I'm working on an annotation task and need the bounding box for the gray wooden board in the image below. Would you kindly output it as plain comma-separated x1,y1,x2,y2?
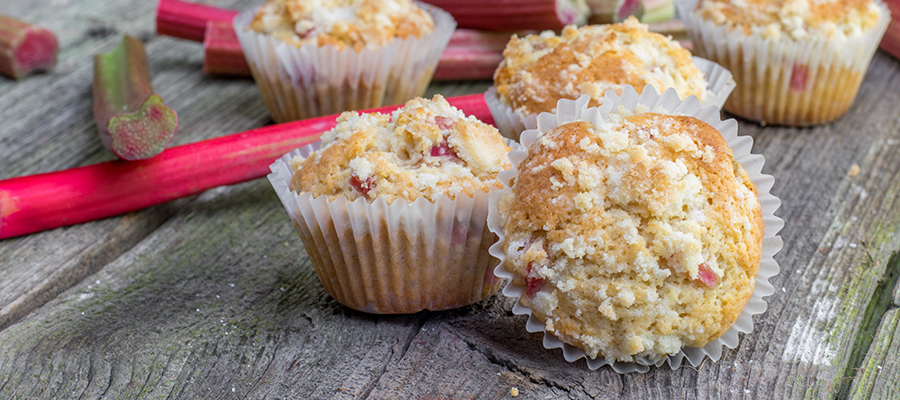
2,0,900,398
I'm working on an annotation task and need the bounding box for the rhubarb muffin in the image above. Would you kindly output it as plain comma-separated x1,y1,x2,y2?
234,0,455,123
268,95,514,314
491,90,773,366
486,17,735,139
679,0,890,126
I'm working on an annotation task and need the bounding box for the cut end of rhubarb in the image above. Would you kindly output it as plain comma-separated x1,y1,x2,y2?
2,24,58,80
107,94,178,160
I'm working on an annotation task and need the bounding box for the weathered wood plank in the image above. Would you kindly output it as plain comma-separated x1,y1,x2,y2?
848,253,900,400
0,0,271,331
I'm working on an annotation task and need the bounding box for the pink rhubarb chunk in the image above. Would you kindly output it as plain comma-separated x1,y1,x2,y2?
430,140,459,160
697,263,719,288
434,116,456,130
790,63,809,93
349,175,374,199
525,262,547,298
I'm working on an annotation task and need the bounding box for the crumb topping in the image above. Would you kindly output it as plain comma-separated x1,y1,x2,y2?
493,17,707,115
499,107,763,361
250,0,435,51
695,0,884,40
291,95,512,203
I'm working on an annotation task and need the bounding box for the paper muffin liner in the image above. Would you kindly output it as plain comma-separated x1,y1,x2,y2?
268,140,521,314
485,56,735,140
234,3,455,123
487,87,784,373
677,0,890,126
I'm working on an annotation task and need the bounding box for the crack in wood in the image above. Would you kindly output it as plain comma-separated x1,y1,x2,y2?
453,330,575,395
359,313,430,400
241,341,279,400
838,250,900,398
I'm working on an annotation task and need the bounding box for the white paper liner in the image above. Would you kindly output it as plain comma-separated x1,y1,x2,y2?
234,3,455,123
487,86,784,373
485,56,735,140
676,0,890,126
268,140,521,314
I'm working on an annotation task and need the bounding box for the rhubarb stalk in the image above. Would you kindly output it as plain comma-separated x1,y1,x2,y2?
203,20,249,76
156,0,237,42
433,47,504,81
94,35,178,161
639,0,675,24
586,0,643,24
880,0,900,59
419,0,589,31
0,94,493,239
0,14,58,80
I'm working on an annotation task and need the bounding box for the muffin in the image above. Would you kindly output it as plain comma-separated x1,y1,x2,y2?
486,17,735,139
234,0,455,123
268,95,516,314
488,87,783,371
679,0,890,126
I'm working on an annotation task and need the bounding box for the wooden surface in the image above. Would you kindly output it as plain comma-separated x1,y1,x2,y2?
1,0,900,399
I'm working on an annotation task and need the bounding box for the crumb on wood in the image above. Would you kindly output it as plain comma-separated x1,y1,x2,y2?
510,387,519,397
848,164,860,176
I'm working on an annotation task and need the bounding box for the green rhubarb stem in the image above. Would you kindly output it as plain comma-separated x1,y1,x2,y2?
0,14,58,80
93,35,178,161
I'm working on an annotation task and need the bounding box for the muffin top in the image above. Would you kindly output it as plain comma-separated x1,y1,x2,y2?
497,106,764,362
290,95,512,204
250,0,435,51
695,0,884,40
493,17,708,115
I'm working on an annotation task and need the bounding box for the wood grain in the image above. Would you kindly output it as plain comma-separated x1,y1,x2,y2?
1,0,900,398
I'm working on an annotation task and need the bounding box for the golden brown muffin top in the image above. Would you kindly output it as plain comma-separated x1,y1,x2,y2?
250,0,434,51
290,95,512,204
493,17,707,115
695,0,884,40
498,107,763,361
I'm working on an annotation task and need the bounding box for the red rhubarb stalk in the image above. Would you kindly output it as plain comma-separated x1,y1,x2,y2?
94,35,178,161
419,0,589,31
447,29,519,50
203,20,249,76
0,94,493,239
0,14,58,80
880,0,900,59
433,47,504,80
156,0,237,42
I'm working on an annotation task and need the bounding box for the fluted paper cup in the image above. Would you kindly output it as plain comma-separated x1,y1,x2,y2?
269,140,521,314
677,0,890,126
487,87,783,372
235,3,455,123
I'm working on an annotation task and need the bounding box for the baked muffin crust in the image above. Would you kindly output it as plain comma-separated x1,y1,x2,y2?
291,95,512,203
493,17,707,115
250,0,435,51
695,0,884,40
498,106,764,361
